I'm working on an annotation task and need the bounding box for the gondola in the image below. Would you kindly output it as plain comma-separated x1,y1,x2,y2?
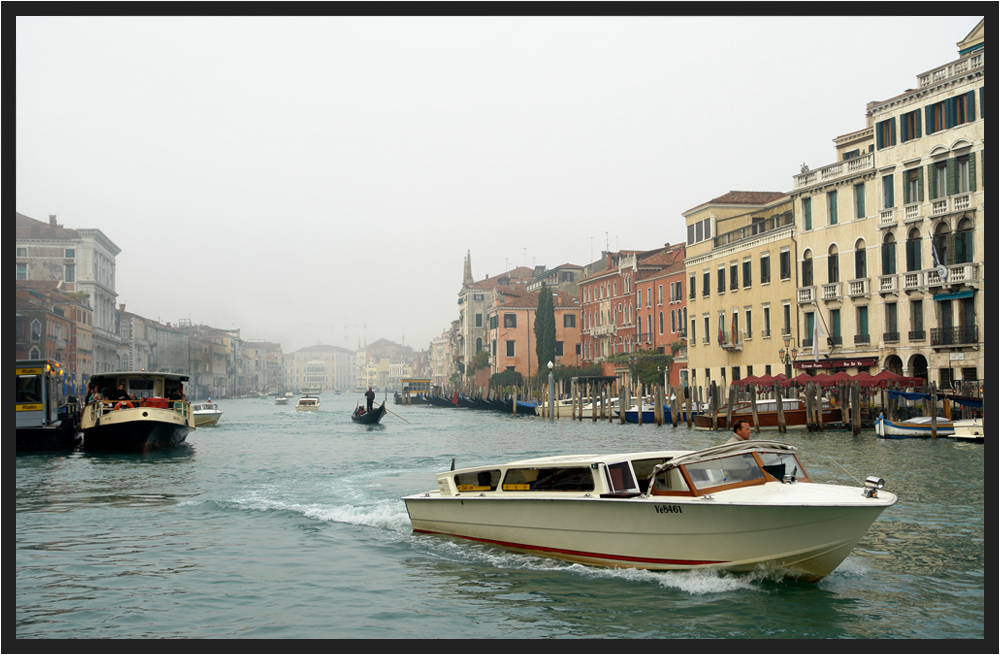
352,402,387,425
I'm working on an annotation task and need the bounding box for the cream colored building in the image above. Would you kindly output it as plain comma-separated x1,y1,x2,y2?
790,19,984,386
683,192,797,398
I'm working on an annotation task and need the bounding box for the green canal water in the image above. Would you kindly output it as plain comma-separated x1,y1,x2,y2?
16,395,984,639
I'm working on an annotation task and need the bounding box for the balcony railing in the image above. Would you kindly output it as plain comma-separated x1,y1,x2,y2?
931,325,979,347
793,153,874,190
797,286,816,304
847,278,870,298
821,282,842,302
918,51,984,88
878,274,898,294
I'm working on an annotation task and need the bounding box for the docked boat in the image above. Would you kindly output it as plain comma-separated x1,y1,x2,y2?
694,398,841,430
296,395,320,411
352,402,386,424
192,401,223,427
16,359,81,451
951,417,984,443
80,371,195,452
874,414,954,438
403,440,896,582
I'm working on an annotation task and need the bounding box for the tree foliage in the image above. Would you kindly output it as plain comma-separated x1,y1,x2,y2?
534,283,556,374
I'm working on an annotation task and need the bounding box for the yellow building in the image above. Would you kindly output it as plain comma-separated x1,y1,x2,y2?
791,18,984,386
683,191,797,399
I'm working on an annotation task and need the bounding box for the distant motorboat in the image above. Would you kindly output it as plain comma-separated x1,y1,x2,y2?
192,401,223,427
295,395,320,412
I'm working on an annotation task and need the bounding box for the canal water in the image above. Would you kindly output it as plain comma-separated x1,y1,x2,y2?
16,395,984,640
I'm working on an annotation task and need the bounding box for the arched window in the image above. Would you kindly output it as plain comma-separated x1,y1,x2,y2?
933,223,949,267
955,218,974,264
906,228,922,272
882,233,897,275
854,239,867,279
827,245,840,283
801,250,814,287
659,311,664,335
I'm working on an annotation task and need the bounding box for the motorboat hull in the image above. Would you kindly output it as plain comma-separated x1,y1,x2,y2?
194,413,223,427
694,405,841,430
404,487,891,582
951,417,983,443
875,416,954,438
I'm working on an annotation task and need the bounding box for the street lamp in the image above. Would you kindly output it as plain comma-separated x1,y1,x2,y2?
547,360,555,421
779,335,798,377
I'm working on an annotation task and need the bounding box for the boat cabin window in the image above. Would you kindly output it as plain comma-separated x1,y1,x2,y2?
630,458,669,493
129,379,156,399
683,454,764,491
16,374,44,404
455,469,501,492
502,467,594,492
606,461,638,493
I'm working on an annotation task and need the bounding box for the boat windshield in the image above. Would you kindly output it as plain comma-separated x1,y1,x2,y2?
683,453,765,491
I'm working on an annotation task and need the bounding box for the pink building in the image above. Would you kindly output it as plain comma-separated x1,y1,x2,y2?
487,289,582,380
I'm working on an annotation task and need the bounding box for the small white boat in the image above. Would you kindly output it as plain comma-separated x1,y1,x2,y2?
191,401,223,427
275,395,289,405
875,414,954,438
402,440,896,582
295,395,320,411
951,417,984,443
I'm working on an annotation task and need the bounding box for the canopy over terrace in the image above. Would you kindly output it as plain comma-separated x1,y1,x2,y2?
735,370,922,388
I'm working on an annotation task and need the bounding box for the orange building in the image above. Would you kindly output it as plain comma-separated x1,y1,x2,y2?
486,288,582,380
634,245,688,388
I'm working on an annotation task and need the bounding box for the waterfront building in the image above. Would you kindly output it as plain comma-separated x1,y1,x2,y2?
116,305,153,374
633,244,688,389
790,19,984,386
683,191,797,398
245,341,284,394
16,213,121,374
455,250,536,380
16,280,94,393
485,287,581,381
579,245,670,364
284,344,356,394
429,328,453,391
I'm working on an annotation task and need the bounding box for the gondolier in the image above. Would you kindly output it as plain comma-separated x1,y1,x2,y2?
365,387,375,412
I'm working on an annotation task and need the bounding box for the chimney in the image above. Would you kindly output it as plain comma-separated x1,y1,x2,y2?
49,215,59,227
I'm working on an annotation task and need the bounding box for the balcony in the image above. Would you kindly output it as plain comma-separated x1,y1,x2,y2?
918,51,983,88
847,278,870,299
878,274,898,295
821,282,842,302
878,208,896,228
931,325,979,347
797,286,816,304
793,153,874,190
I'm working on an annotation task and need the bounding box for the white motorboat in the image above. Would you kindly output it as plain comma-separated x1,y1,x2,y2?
403,440,897,582
80,371,195,452
951,417,984,443
875,414,954,438
295,395,320,411
192,401,223,427
275,396,289,405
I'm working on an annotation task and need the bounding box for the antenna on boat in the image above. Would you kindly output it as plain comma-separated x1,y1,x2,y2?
450,458,455,471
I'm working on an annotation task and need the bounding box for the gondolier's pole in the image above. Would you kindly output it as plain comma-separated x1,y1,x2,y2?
383,404,410,424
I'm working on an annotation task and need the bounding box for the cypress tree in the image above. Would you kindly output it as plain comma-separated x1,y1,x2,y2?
534,283,556,374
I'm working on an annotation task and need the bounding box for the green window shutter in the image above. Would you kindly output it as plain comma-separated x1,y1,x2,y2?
927,164,936,200
947,158,957,196
968,153,977,192
925,106,934,133
967,90,977,122
917,167,924,201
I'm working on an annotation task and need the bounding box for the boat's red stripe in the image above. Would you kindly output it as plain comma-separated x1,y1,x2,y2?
413,529,727,566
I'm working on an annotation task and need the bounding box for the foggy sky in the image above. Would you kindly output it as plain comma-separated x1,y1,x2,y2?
15,15,981,353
